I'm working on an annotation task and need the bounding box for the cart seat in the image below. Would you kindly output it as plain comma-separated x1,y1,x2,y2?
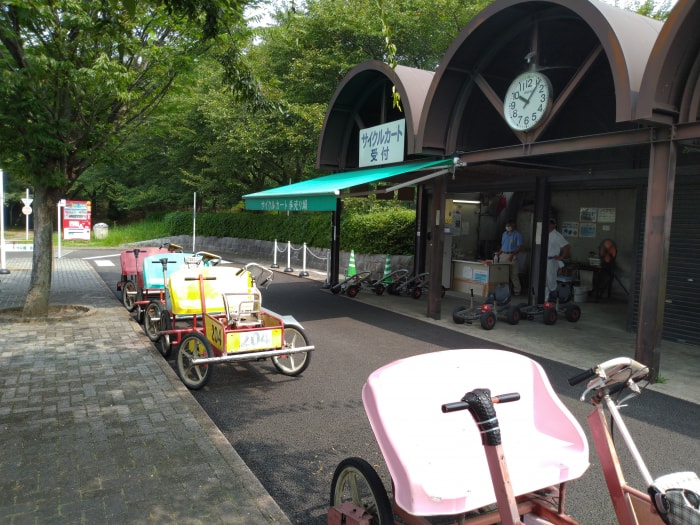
362,349,589,517
120,247,168,277
223,288,262,328
166,266,246,315
143,252,203,290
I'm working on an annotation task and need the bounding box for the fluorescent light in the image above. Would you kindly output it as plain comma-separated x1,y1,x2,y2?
452,199,480,204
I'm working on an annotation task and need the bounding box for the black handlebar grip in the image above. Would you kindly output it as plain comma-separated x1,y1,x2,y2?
441,401,470,413
493,393,520,404
568,368,596,386
605,381,629,396
464,389,501,446
184,276,217,281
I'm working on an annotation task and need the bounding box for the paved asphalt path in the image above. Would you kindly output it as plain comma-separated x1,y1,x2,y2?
78,249,700,525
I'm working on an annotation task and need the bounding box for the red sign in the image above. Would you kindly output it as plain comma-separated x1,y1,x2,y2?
62,200,92,240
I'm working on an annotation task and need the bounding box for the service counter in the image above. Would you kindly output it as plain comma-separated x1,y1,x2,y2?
452,260,510,297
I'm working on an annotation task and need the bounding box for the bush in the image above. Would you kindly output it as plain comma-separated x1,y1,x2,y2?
162,205,416,255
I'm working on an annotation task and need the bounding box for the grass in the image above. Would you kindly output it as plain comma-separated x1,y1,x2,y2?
4,219,171,248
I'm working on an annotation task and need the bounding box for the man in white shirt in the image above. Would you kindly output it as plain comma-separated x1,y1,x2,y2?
546,219,570,299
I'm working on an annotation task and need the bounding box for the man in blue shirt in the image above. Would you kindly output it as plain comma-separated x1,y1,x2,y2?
496,220,522,295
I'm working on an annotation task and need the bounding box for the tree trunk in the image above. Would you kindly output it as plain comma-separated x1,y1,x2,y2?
22,186,57,317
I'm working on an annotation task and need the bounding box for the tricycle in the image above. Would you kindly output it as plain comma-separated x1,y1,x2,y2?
328,349,700,525
155,262,313,390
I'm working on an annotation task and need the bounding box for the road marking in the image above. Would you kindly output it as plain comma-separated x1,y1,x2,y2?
82,253,120,260
94,260,115,267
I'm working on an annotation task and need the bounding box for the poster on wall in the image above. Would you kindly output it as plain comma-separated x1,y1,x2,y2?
580,222,597,238
562,222,579,237
62,200,92,240
597,207,616,223
579,207,597,222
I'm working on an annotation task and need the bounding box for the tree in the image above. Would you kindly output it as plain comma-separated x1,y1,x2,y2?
0,0,247,316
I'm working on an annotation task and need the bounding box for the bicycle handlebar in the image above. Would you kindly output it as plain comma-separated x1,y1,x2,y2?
572,357,650,402
441,392,520,413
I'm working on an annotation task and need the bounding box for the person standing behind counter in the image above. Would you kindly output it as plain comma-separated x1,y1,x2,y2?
546,218,570,299
495,220,522,296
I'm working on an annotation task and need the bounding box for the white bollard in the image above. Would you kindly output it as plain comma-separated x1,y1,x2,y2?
299,243,309,277
271,239,279,268
284,241,294,272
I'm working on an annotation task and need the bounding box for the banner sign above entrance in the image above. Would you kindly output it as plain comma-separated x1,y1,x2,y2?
359,119,405,167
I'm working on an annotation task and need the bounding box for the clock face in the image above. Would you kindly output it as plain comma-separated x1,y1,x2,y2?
503,71,552,131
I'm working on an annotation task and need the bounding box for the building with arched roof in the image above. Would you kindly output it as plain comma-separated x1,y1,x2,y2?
245,0,700,373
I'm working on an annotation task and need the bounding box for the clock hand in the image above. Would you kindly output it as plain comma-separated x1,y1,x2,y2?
523,79,541,108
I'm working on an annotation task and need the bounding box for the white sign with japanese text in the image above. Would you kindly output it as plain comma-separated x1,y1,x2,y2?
359,119,405,167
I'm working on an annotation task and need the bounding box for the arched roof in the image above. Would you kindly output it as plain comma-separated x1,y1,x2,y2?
637,0,700,125
418,0,662,157
316,61,434,171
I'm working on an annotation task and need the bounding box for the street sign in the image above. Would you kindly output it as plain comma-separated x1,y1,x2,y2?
21,197,33,206
22,205,32,215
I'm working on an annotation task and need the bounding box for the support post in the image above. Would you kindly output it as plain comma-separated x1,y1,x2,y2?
636,140,676,377
0,169,9,274
428,174,445,320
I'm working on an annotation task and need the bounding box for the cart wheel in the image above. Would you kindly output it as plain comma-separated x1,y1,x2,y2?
543,307,558,325
176,332,213,390
143,301,163,342
480,311,497,330
272,326,312,376
330,284,341,295
347,285,359,298
565,304,582,323
452,306,467,324
411,286,422,299
506,305,521,325
374,284,385,296
330,457,393,525
157,311,173,358
122,280,138,312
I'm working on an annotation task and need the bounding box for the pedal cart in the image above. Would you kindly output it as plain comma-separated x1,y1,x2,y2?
548,276,582,323
329,349,589,525
331,270,373,298
157,263,313,390
140,251,221,341
117,245,171,311
370,269,409,296
452,284,520,330
328,350,700,525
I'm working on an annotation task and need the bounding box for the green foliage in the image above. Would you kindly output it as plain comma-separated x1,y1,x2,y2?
342,207,416,254
161,203,418,254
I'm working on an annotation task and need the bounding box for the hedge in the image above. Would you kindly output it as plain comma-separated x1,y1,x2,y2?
163,208,417,255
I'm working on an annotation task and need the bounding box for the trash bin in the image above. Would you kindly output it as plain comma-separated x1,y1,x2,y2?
93,223,109,240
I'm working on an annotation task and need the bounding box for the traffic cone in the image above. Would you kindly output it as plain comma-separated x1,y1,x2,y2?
347,250,357,277
383,254,392,280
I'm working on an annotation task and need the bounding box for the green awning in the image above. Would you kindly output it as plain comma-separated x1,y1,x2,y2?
243,158,453,212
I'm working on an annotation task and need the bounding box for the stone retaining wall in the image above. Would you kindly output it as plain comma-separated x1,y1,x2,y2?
128,236,414,281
